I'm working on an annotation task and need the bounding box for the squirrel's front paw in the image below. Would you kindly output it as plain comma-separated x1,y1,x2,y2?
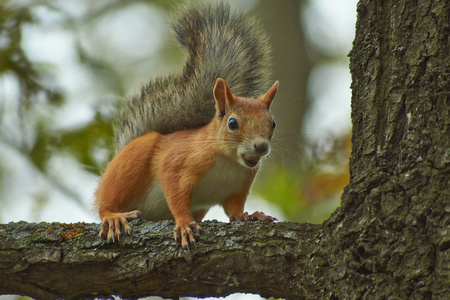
230,211,278,222
100,210,142,242
174,221,202,250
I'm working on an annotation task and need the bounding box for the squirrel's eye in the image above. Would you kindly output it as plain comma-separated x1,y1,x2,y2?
272,121,276,129
228,118,239,130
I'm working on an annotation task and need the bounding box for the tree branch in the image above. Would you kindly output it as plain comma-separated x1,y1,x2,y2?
0,220,324,300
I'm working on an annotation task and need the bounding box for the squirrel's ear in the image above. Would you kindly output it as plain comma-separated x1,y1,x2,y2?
260,81,279,108
214,78,237,117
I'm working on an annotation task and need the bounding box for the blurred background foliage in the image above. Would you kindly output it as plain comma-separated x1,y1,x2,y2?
0,0,354,225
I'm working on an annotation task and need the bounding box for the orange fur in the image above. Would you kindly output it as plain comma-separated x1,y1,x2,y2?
222,169,257,219
96,132,160,216
96,78,279,248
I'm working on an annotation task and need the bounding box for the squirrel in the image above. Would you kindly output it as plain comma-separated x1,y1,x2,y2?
95,2,279,249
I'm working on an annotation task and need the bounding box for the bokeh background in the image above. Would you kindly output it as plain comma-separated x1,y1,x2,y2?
0,0,357,299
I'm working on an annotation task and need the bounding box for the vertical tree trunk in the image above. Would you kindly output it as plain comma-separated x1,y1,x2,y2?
323,0,449,298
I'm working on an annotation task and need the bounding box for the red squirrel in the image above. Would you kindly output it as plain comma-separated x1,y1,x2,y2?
95,3,279,249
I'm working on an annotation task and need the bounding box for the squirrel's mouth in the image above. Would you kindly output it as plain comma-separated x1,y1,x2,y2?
241,155,260,168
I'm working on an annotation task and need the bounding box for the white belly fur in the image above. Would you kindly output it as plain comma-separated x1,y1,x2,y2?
128,157,248,221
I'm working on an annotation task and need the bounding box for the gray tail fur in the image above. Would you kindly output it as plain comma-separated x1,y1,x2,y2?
114,2,271,152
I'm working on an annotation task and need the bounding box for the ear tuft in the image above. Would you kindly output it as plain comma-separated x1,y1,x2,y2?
260,81,279,108
213,78,237,117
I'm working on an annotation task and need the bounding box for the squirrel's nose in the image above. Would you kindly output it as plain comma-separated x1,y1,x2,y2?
254,140,269,155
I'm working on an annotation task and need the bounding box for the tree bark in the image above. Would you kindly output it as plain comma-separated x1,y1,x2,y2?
1,0,449,299
1,220,323,300
324,0,449,298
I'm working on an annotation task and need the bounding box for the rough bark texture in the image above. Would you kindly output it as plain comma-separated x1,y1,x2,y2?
1,220,321,299
322,0,449,298
1,0,449,299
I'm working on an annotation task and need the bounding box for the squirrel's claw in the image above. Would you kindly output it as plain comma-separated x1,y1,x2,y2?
174,221,201,250
230,211,278,222
251,211,278,222
99,210,142,242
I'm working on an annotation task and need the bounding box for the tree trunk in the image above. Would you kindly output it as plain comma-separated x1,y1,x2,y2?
326,0,449,298
1,0,449,299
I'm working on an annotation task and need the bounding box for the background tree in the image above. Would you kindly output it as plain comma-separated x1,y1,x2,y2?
256,0,312,165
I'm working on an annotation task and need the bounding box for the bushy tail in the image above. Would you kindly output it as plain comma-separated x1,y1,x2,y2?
114,2,271,152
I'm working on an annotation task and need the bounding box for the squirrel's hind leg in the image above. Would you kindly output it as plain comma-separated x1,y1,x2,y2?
230,211,278,222
99,210,142,242
191,208,209,222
